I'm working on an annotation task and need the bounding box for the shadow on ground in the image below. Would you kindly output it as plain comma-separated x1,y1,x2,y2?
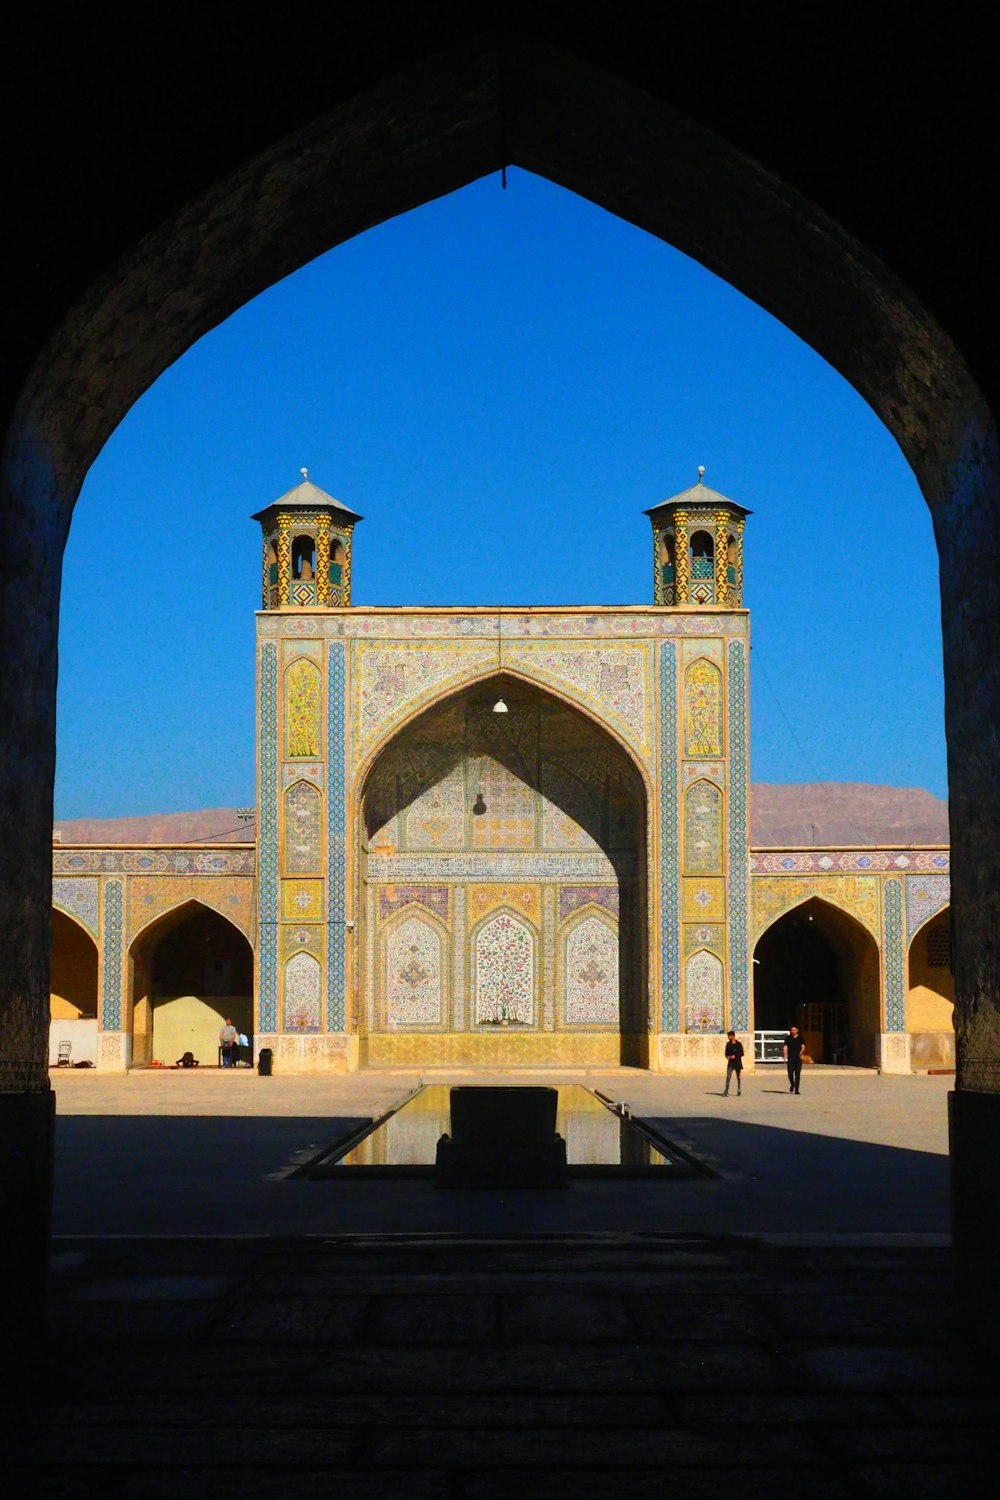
54,1112,950,1237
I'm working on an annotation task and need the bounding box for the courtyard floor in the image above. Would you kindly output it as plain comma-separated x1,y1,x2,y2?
8,1069,981,1497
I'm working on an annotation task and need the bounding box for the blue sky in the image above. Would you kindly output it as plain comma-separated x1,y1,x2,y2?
55,169,946,818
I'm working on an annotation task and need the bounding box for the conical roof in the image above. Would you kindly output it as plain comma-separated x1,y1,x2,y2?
251,471,363,525
645,476,751,520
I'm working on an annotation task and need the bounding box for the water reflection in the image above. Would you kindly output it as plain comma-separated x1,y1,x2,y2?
334,1085,674,1169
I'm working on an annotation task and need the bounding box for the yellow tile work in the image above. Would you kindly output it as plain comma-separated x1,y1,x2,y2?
281,879,324,921
682,878,726,921
751,874,880,940
363,1031,632,1068
468,884,541,929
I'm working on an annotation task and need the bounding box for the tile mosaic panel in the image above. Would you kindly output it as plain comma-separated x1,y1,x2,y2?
751,874,880,941
264,610,749,639
502,642,654,763
368,852,632,881
904,873,951,941
563,914,619,1026
471,755,536,848
473,910,535,1025
55,849,256,875
684,780,723,874
683,923,725,958
282,879,323,922
404,760,466,848
126,876,255,943
683,658,723,757
258,640,279,1031
751,849,950,874
52,877,99,937
727,638,750,1031
101,879,124,1031
385,914,445,1027
327,639,346,1031
285,658,322,758
685,948,724,1032
284,780,323,874
282,761,323,788
683,761,724,786
353,641,496,763
379,885,450,922
682,878,725,921
279,924,324,963
281,638,322,664
558,885,619,923
283,951,322,1032
884,877,906,1031
469,884,541,929
452,886,467,1030
659,640,681,1031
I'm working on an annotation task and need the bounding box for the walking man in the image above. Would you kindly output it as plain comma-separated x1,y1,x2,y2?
724,1030,744,1096
783,1024,804,1094
219,1018,238,1067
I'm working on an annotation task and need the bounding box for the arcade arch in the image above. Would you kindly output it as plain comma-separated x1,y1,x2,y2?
128,900,253,1066
753,896,880,1067
49,909,98,1066
907,906,954,1068
358,675,647,1065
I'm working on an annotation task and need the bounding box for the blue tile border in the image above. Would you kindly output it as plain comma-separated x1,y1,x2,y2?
258,641,279,1031
100,879,123,1030
727,639,749,1030
659,641,680,1030
884,877,906,1031
327,640,347,1030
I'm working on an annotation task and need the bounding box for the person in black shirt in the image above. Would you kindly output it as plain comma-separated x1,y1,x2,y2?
783,1025,804,1094
724,1030,744,1096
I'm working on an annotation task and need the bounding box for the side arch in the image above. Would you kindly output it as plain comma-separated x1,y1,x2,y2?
906,905,954,1066
753,895,881,1066
127,898,254,1065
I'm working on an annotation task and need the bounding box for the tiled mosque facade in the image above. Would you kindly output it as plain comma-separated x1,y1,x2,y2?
50,476,953,1074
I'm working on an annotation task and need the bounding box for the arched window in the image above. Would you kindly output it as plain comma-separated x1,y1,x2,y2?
266,538,278,587
727,534,738,584
690,530,714,580
660,531,675,585
291,534,316,580
330,536,346,585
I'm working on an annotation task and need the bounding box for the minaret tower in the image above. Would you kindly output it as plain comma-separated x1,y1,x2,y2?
645,468,750,606
252,469,363,608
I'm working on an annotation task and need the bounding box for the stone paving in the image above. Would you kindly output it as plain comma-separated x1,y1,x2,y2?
9,1231,986,1498
6,1070,979,1496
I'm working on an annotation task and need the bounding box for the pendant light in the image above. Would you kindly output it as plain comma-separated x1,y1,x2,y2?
493,606,508,713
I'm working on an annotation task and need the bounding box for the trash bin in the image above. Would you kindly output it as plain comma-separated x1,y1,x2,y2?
257,1047,273,1077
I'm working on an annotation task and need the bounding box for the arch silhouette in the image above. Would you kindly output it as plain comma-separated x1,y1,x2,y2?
4,33,993,1098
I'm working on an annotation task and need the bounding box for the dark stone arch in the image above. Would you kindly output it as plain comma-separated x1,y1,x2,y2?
2,17,999,1336
753,896,881,1068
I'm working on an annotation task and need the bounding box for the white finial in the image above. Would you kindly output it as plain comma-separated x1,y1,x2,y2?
697,465,705,484
300,467,308,482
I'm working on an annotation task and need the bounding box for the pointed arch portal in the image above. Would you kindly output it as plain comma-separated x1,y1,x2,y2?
753,896,881,1067
359,675,647,1065
128,900,254,1066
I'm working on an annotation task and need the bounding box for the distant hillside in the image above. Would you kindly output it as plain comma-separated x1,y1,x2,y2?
750,783,949,847
54,785,950,848
53,808,255,845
